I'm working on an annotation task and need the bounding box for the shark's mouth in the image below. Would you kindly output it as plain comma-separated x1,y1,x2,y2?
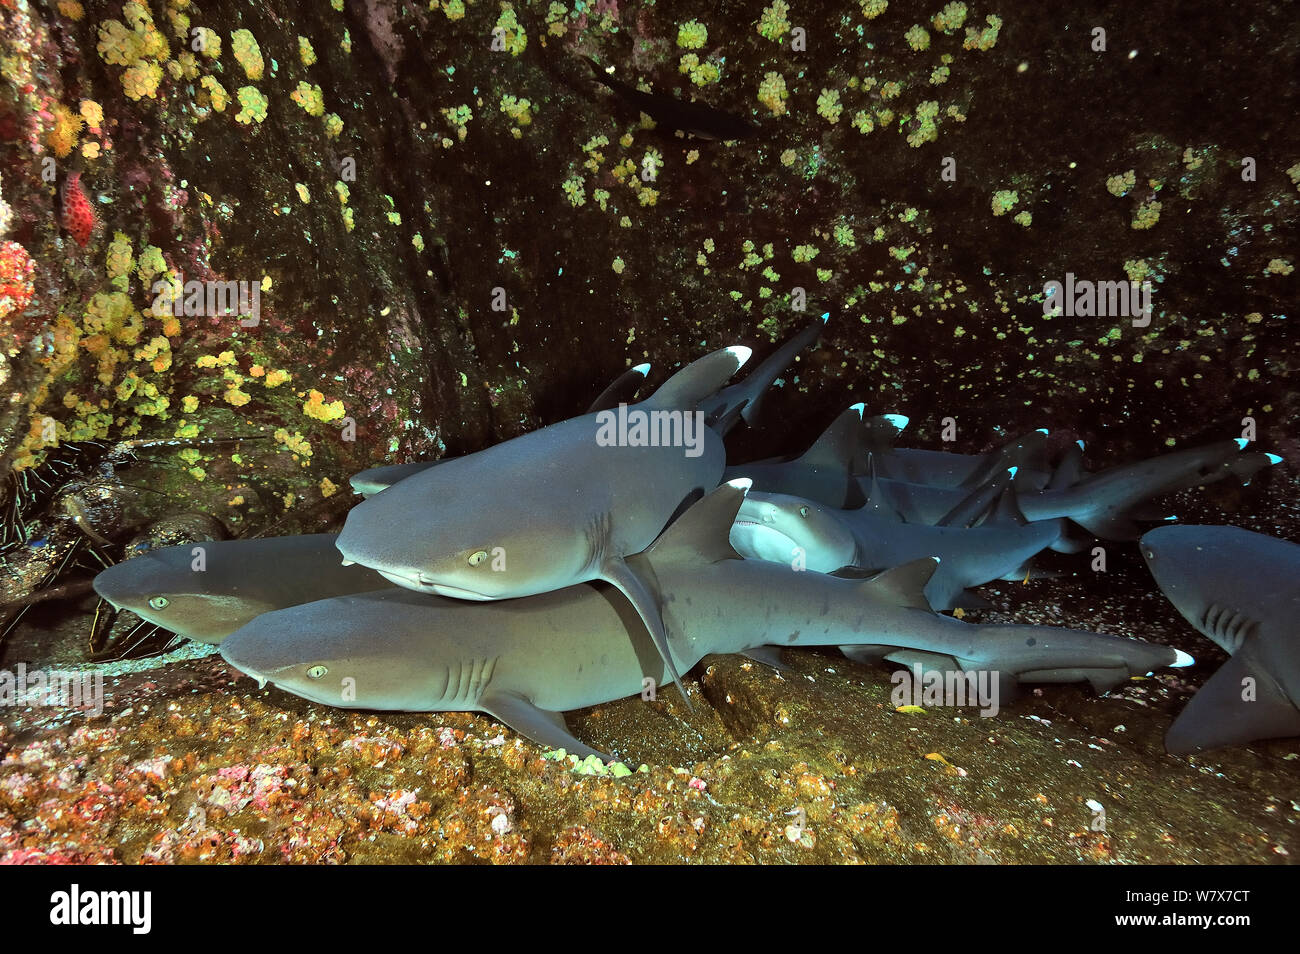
375,569,492,601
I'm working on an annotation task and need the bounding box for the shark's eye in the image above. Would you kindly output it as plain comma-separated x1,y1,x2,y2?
307,665,328,680
467,549,489,566
148,596,169,610
799,506,809,517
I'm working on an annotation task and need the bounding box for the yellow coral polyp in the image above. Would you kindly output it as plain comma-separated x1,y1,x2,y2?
235,86,268,124
200,76,229,112
302,389,345,422
231,28,264,80
48,104,83,158
274,427,313,458
137,244,166,283
192,27,221,60
291,82,325,117
105,232,134,282
122,61,164,100
266,369,294,388
79,99,104,129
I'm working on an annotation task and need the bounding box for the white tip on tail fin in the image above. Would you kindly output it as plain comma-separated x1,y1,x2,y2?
1266,453,1282,464
884,414,910,431
632,363,651,376
850,402,866,417
819,312,831,323
1036,428,1050,435
1234,438,1248,450
726,477,753,494
1007,466,1019,478
1172,648,1195,667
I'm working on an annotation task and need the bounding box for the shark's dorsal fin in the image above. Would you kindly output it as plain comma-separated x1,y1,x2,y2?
639,479,748,567
800,406,865,471
857,557,938,610
861,413,908,459
643,347,751,410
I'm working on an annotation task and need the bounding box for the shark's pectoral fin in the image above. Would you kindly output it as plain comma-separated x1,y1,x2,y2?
857,558,939,610
600,557,695,711
839,644,895,665
741,646,795,673
1165,654,1300,754
480,690,613,762
882,649,962,672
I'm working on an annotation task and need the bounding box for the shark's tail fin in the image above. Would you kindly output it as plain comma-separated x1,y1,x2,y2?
702,315,828,434
961,429,1051,490
1048,440,1087,490
642,347,751,411
587,363,650,414
936,467,1015,528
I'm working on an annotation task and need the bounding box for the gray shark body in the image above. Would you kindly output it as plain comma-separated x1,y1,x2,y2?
724,405,869,508
224,483,1185,761
348,363,655,497
348,317,825,499
730,490,1065,610
873,430,1054,491
1141,524,1300,753
335,346,751,698
861,440,1272,538
92,534,391,644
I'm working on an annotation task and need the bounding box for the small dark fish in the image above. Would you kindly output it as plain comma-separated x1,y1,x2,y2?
584,57,758,141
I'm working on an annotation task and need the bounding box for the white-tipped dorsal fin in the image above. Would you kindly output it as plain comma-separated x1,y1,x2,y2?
644,346,750,410
800,406,865,469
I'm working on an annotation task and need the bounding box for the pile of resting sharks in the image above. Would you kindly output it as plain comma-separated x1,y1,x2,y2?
91,317,1298,759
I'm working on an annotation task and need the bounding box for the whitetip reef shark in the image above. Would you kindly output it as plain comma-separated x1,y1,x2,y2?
1141,524,1300,753
222,481,1189,761
335,345,752,702
872,428,1055,491
348,362,655,497
92,534,391,644
348,315,828,498
729,489,1065,610
859,439,1276,538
